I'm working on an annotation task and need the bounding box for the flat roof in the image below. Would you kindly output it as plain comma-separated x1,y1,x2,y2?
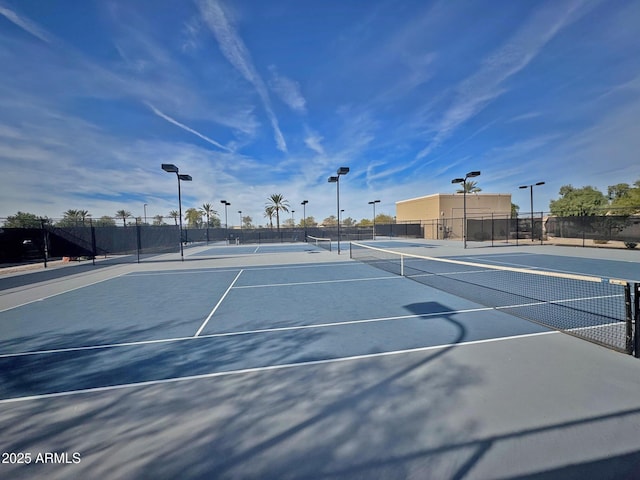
396,193,512,204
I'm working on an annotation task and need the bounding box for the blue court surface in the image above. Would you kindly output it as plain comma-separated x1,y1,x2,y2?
1,242,640,479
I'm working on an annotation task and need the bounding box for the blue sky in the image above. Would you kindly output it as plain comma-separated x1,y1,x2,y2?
1,0,639,225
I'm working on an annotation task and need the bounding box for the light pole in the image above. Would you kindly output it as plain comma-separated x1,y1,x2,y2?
519,181,545,241
368,200,380,240
162,164,192,261
328,167,349,254
143,203,147,225
301,200,308,241
451,171,481,249
238,210,242,230
220,200,230,244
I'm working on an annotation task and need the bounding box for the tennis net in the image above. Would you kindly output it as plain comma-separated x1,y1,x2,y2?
350,242,636,355
307,235,332,252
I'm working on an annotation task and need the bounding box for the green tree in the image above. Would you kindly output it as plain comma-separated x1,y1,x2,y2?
153,215,165,226
358,218,372,227
456,180,482,194
343,217,356,226
94,216,116,227
168,210,179,226
299,216,317,227
3,212,43,228
266,194,289,232
116,209,132,227
58,209,91,227
511,203,520,218
549,185,608,216
375,213,395,224
608,179,640,214
184,208,202,228
322,215,337,226
241,215,253,228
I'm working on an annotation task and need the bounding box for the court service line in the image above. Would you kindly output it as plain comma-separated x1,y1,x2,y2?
0,330,557,405
194,270,244,337
0,307,495,359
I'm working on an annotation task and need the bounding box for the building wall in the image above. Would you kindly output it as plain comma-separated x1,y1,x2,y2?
396,193,512,240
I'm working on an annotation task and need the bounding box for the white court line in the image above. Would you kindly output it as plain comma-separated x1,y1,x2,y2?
127,269,240,277
0,263,360,312
0,307,495,359
0,330,557,405
0,273,126,313
234,275,400,289
126,262,356,277
194,270,244,337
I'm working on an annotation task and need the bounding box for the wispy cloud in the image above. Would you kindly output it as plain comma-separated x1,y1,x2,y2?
0,4,52,43
303,127,324,155
268,65,306,114
196,0,287,152
147,103,231,152
417,0,598,160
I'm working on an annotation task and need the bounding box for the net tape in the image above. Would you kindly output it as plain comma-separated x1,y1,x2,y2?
350,242,634,354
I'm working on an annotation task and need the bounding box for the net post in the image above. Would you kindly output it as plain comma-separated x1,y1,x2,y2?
349,242,352,258
634,283,639,358
625,283,633,355
401,254,404,276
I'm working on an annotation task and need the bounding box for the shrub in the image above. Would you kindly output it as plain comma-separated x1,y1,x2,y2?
624,242,637,249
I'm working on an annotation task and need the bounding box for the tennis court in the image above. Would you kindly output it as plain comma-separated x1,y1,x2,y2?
1,241,640,479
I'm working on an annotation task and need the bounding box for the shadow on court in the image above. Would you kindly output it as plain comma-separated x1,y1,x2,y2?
2,297,640,479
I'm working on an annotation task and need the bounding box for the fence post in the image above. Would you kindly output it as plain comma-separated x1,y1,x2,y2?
40,219,49,268
90,218,96,266
136,219,141,264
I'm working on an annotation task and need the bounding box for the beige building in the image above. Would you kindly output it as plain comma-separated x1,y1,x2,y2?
396,193,512,240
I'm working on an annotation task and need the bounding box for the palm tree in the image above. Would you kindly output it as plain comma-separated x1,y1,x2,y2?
200,203,218,244
115,210,132,227
184,208,202,228
200,203,218,228
456,181,482,194
62,209,84,226
264,206,275,230
266,194,289,232
168,210,179,226
78,209,90,225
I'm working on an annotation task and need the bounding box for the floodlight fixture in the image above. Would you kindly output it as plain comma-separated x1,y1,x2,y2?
162,163,178,173
451,170,481,249
329,167,349,254
161,163,191,261
519,181,546,242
